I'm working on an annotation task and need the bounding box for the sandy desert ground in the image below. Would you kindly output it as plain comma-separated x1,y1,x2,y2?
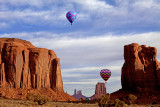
0,99,160,107
0,99,98,107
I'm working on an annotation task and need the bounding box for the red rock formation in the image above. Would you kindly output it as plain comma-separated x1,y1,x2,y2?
0,38,76,101
121,43,160,91
90,82,106,99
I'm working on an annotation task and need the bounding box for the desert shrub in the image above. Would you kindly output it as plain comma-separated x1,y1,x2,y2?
34,94,50,105
118,97,123,101
125,94,137,105
116,99,126,107
26,93,50,105
26,93,35,101
106,100,115,106
107,99,126,107
99,99,126,107
0,97,3,100
99,94,110,104
99,94,126,107
98,94,110,107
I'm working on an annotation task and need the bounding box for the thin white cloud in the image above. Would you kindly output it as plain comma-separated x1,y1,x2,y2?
0,22,9,29
73,0,113,11
63,76,120,85
64,82,97,85
62,65,121,73
62,74,84,78
0,9,65,25
0,0,44,7
87,0,160,28
132,0,160,9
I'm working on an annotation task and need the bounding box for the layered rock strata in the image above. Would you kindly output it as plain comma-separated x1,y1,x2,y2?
121,43,160,91
0,38,75,101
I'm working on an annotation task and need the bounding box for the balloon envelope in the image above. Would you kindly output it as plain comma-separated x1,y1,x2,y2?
100,69,111,81
85,98,89,100
79,98,84,101
66,11,77,24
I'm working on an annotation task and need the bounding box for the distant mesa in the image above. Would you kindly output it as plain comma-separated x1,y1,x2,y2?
90,82,106,99
72,89,88,100
73,82,107,100
0,38,76,101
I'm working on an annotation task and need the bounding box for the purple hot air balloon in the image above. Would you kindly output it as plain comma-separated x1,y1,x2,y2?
66,11,77,25
100,69,111,82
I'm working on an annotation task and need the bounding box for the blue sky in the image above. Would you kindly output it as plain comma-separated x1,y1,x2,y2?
0,0,160,97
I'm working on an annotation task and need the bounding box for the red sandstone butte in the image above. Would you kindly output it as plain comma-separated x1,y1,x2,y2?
90,82,106,99
0,38,76,101
121,43,160,91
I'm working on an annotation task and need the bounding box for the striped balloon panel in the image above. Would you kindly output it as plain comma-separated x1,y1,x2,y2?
100,69,111,81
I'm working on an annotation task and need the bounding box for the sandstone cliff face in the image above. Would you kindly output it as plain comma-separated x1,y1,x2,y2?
90,82,106,99
121,43,160,91
0,38,75,101
0,38,62,91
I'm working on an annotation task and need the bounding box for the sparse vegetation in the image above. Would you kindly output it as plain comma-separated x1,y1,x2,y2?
0,97,3,100
26,93,50,105
99,94,126,107
107,99,126,107
26,93,35,101
0,99,35,107
0,99,99,107
125,94,137,105
99,94,110,104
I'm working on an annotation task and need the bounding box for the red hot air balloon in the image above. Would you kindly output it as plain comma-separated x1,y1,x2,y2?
79,98,84,101
100,69,111,82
